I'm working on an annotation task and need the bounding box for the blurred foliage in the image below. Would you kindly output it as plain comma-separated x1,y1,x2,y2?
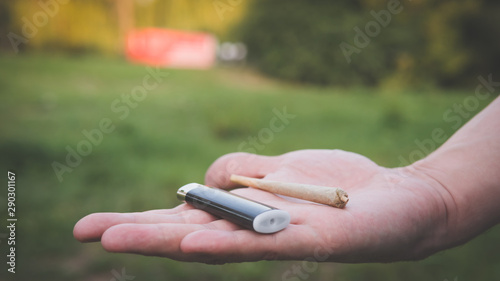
0,0,248,54
2,0,499,88
0,53,499,281
234,0,500,88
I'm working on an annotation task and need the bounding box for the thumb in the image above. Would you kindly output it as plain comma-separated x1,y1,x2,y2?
204,152,280,189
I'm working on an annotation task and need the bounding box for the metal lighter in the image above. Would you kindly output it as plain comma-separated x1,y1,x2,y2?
177,183,290,234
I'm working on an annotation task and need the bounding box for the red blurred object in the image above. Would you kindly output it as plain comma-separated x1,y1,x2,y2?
126,28,217,69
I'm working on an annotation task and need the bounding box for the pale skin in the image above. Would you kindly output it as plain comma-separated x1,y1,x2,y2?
74,96,500,264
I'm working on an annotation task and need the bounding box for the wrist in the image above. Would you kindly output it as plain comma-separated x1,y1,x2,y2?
397,162,459,259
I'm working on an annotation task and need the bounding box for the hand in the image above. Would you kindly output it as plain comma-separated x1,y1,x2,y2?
73,149,448,264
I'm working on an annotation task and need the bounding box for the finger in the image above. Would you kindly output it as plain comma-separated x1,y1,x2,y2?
73,207,217,242
180,224,315,262
100,220,241,262
204,152,281,188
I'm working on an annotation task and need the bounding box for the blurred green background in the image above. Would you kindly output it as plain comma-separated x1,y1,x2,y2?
0,0,499,280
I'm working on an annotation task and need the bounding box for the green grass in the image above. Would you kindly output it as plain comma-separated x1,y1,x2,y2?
0,52,498,281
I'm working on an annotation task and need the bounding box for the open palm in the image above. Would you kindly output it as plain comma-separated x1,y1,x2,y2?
74,149,446,264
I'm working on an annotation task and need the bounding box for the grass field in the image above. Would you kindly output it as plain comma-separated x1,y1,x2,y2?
0,53,499,281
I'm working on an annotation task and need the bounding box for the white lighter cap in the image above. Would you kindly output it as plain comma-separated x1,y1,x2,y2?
253,209,290,234
177,183,204,201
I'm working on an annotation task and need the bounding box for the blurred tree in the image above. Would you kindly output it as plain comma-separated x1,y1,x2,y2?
4,0,119,54
234,0,500,88
1,0,249,55
116,0,135,52
0,1,13,50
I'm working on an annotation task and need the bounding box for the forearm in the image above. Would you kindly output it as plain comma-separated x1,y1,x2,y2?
411,96,500,250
